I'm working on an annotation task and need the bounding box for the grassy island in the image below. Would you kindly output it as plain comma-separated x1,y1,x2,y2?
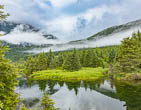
31,67,108,81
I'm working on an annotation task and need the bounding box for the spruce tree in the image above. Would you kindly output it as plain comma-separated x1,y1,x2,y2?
25,56,37,75
49,57,59,69
47,49,54,68
91,52,103,68
119,32,141,72
63,49,81,71
38,93,58,110
57,53,64,67
0,5,19,109
80,48,86,67
83,49,93,67
37,52,47,71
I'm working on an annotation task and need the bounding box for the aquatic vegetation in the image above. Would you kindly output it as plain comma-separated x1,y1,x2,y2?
31,67,108,81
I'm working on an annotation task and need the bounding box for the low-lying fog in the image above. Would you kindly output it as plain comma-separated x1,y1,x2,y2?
0,26,141,53
27,27,141,53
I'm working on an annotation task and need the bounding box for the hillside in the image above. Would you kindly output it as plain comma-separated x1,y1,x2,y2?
27,19,141,54
1,19,141,60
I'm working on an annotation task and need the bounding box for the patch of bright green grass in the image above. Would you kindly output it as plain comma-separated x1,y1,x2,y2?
30,67,108,81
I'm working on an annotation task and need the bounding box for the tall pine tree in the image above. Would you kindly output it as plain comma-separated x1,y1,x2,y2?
0,5,19,109
37,52,47,71
119,32,141,72
63,49,81,71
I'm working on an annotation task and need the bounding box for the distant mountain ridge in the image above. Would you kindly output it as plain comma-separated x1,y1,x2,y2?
1,19,141,60
0,21,58,45
87,19,141,41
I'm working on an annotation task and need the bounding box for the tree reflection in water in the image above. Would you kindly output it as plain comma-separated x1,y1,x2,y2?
18,78,141,110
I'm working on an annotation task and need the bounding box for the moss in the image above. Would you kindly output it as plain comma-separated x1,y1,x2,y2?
30,67,108,81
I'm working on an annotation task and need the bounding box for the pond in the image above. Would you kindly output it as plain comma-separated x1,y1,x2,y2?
16,78,141,110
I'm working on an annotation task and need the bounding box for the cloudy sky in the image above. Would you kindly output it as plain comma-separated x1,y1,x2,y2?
1,0,141,41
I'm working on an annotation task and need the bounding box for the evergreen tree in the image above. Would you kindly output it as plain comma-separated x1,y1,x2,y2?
47,49,54,68
49,57,59,69
119,32,141,72
57,53,64,67
63,49,81,71
0,5,9,20
0,5,19,109
91,52,103,68
83,49,93,67
80,48,86,67
37,52,47,71
137,30,141,42
38,93,58,110
107,49,117,74
25,56,37,75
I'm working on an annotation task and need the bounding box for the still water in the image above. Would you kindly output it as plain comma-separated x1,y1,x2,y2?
16,78,141,110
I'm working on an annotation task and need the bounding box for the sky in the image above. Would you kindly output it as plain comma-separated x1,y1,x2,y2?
1,0,141,41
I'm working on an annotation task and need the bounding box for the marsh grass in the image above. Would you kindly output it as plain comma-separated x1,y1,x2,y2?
31,67,108,81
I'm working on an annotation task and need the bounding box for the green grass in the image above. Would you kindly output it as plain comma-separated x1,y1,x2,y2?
30,67,108,81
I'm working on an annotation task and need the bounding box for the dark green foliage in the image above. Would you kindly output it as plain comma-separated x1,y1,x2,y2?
63,49,81,71
38,92,59,110
0,45,19,109
119,32,141,72
57,53,64,67
83,49,93,67
49,57,59,69
91,52,104,68
108,49,117,63
37,52,48,71
25,56,37,75
80,48,86,67
0,6,20,109
47,49,54,68
0,5,9,21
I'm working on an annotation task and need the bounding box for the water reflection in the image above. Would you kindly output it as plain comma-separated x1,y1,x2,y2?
16,78,141,110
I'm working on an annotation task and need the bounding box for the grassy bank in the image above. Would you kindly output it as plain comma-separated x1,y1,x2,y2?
116,73,141,81
30,67,108,81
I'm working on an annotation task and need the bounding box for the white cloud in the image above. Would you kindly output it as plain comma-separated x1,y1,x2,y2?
33,0,49,9
45,16,77,33
81,6,109,22
49,0,77,8
0,0,141,41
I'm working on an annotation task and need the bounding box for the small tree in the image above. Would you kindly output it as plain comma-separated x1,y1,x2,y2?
63,49,81,71
38,93,58,110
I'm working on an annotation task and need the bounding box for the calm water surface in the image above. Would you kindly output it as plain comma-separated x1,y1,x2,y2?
16,78,141,110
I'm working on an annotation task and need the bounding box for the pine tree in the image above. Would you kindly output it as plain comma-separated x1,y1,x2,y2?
49,57,59,69
47,49,54,68
37,52,47,71
63,49,81,71
0,5,19,109
119,32,141,72
0,5,9,21
25,56,37,75
91,52,103,68
57,53,64,67
38,93,58,110
83,49,93,67
80,48,86,67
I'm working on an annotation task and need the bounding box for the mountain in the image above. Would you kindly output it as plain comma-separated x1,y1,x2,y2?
0,21,58,46
1,19,141,60
27,19,141,54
